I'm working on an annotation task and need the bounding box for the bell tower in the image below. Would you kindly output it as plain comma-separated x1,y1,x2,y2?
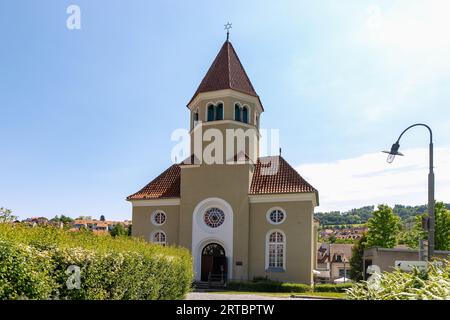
186,39,264,165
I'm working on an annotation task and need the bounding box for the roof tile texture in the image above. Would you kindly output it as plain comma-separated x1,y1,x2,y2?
127,156,316,200
188,41,258,105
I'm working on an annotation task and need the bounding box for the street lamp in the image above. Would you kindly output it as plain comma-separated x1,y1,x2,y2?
382,123,435,259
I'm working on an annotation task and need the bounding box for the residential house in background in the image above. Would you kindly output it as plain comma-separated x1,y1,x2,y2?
315,243,353,283
319,225,367,242
70,219,131,233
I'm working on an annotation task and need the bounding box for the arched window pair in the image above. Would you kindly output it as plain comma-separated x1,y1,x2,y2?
234,103,249,124
207,103,224,122
266,230,285,270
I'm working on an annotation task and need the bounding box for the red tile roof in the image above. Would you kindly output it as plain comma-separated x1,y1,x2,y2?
188,41,262,108
249,156,317,195
127,156,316,200
127,164,181,200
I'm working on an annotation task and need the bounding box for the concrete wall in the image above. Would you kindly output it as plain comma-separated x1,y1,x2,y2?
364,247,450,277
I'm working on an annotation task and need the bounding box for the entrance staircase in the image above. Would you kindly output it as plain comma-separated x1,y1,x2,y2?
193,273,227,290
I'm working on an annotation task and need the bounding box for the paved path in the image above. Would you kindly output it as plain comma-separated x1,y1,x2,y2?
186,292,319,300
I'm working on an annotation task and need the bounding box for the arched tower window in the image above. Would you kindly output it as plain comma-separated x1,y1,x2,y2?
207,105,215,122
193,108,199,127
215,103,223,121
234,104,241,122
242,106,248,124
266,230,285,270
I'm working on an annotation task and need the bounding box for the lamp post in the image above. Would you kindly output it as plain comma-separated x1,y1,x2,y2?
382,123,435,259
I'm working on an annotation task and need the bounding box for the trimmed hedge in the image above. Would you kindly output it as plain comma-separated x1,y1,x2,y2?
226,279,353,294
314,283,353,293
226,279,311,293
0,224,193,300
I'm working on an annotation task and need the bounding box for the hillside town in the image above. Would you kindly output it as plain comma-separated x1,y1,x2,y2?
17,215,131,234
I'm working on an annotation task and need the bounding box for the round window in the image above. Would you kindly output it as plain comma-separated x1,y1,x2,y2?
203,208,225,228
152,211,166,225
267,209,286,224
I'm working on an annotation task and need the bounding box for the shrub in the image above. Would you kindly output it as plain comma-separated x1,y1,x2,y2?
0,224,193,300
0,240,56,299
314,283,353,293
226,279,310,293
346,260,450,300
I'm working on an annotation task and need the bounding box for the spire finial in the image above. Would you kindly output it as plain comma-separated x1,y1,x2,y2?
224,22,232,41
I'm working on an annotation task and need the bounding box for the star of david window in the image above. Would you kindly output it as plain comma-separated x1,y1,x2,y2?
203,208,225,228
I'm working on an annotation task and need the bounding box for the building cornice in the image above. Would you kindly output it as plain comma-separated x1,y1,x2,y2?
187,89,263,114
129,198,180,207
248,193,318,207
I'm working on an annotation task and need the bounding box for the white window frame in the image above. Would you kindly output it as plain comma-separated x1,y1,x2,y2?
151,210,167,226
242,104,249,124
205,101,225,122
215,100,225,120
151,230,167,245
266,207,287,225
205,103,215,122
234,102,242,121
193,107,199,128
265,229,286,271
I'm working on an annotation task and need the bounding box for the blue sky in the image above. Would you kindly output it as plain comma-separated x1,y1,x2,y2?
1,1,449,220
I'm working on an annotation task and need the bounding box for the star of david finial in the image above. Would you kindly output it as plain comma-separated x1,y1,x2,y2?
224,22,232,41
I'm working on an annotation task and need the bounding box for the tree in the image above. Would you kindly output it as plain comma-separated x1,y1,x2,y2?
0,207,17,223
434,202,450,251
328,234,337,243
419,202,450,251
349,234,367,281
100,215,106,222
110,224,128,237
366,204,400,248
50,215,73,224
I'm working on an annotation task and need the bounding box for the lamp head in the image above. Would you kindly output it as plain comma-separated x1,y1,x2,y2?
382,141,404,163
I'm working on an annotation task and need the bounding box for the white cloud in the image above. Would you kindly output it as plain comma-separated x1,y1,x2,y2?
296,147,450,212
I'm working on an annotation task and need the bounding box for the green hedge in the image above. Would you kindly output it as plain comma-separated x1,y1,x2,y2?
314,283,353,293
226,279,353,294
0,224,193,300
226,279,311,293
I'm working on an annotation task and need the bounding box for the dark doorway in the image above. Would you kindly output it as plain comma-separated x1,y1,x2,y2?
201,243,227,282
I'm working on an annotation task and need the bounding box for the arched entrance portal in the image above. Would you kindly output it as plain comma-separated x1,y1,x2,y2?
201,243,227,282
